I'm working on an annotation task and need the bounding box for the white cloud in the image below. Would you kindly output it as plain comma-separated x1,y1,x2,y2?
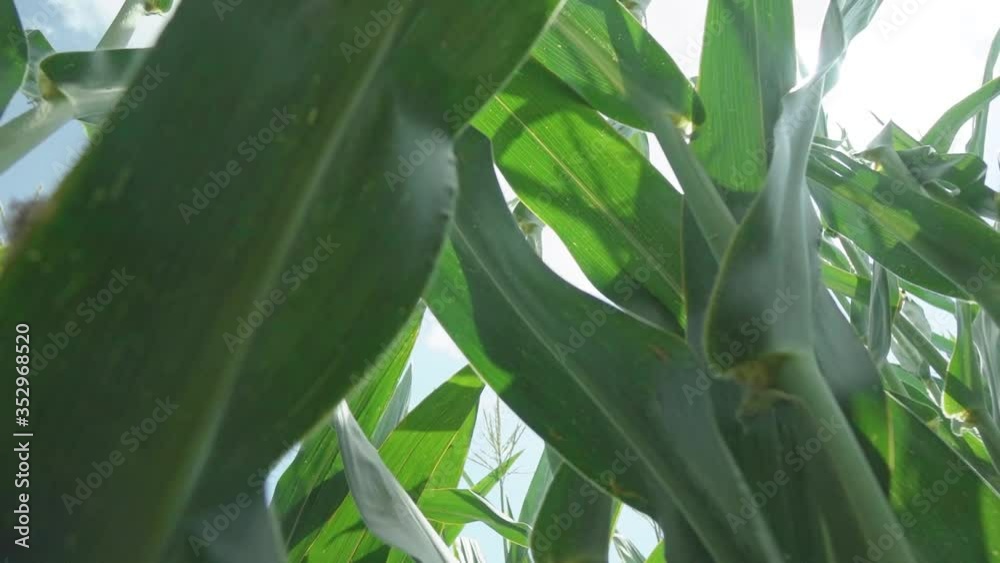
45,0,120,36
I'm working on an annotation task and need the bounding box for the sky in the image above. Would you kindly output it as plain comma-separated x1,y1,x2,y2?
2,0,999,561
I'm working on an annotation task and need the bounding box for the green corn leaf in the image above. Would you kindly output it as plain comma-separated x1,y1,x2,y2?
842,237,873,335
692,0,796,192
943,303,986,420
512,200,544,255
292,367,481,562
530,463,614,563
1,45,151,173
38,48,150,119
427,131,785,563
161,490,287,563
862,128,998,222
472,450,522,498
530,0,703,130
940,303,1000,476
0,30,65,173
892,148,998,221
177,0,565,551
809,147,1000,325
333,403,457,563
474,60,686,330
850,395,1000,562
1,46,148,174
838,0,885,42
968,25,1000,157
975,313,1000,420
705,0,843,365
869,120,922,151
684,202,826,563
0,0,25,117
440,451,524,546
922,76,1000,154
820,234,854,271
704,5,921,561
419,488,531,547
268,310,420,555
508,447,561,563
371,366,413,447
0,98,74,174
867,264,899,365
645,541,666,563
1,0,566,558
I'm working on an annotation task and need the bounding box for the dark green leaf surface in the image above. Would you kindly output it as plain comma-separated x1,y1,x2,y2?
852,396,1000,562
162,490,287,563
427,132,784,563
530,464,614,563
179,0,564,540
508,447,561,563
0,0,563,559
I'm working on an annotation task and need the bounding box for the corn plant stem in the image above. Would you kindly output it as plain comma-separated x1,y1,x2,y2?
974,415,1000,476
896,309,1000,472
879,363,908,395
97,0,146,49
891,325,944,404
895,312,949,378
650,116,735,259
0,100,75,174
654,118,917,561
777,354,920,563
839,236,871,276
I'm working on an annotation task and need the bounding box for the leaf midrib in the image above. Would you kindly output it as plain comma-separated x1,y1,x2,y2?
492,95,683,298
447,222,747,560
